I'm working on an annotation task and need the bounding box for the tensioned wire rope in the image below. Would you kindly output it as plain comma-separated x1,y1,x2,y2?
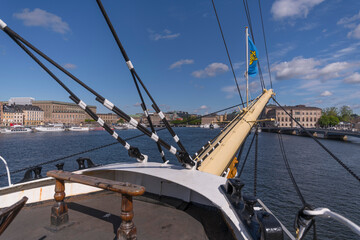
210,0,245,107
1,22,196,168
242,0,266,90
0,102,252,179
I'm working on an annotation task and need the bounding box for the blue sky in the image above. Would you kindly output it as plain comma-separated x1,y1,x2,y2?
0,0,360,115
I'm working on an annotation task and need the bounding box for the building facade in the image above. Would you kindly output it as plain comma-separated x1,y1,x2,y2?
97,113,120,125
0,102,3,126
21,106,44,126
264,105,322,128
2,105,23,126
33,101,96,125
1,105,44,126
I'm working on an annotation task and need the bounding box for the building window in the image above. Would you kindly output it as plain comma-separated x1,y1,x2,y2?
295,111,300,115
281,117,284,121
306,117,308,122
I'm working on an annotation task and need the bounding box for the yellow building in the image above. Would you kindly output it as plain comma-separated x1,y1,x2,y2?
33,100,96,125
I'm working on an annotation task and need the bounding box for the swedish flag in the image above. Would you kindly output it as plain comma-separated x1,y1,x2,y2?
248,37,258,77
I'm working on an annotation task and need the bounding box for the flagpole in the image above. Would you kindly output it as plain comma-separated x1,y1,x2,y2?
245,27,249,108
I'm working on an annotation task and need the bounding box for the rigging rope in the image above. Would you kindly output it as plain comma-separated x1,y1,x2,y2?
96,0,191,161
238,130,257,177
257,0,273,89
272,97,360,183
242,0,266,90
277,132,307,206
0,103,249,179
254,127,258,197
210,0,245,107
2,23,195,166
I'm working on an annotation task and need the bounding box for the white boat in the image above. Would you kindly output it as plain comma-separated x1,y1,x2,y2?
115,123,137,130
0,125,32,134
68,126,90,132
35,124,65,132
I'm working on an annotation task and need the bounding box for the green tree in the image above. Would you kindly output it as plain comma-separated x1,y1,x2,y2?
328,115,340,126
323,107,338,117
339,105,353,122
318,115,330,127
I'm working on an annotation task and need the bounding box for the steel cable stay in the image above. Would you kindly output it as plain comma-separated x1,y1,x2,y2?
242,0,266,91
257,0,273,89
0,101,252,179
253,127,258,197
278,132,319,240
210,0,245,107
237,128,257,178
1,22,195,168
95,0,190,165
130,69,167,163
4,32,148,162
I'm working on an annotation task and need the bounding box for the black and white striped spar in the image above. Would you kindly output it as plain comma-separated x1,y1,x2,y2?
0,26,145,162
0,20,194,167
95,0,191,162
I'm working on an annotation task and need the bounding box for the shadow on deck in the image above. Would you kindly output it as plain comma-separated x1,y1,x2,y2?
1,191,235,240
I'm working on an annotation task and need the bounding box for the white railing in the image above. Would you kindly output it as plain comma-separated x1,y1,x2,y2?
0,155,12,186
304,208,360,237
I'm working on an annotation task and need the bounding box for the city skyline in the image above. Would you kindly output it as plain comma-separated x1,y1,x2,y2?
0,0,360,115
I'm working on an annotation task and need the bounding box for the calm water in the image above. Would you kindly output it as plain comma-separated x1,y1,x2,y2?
0,128,359,239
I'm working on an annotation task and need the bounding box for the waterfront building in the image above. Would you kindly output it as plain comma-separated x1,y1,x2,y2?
2,105,24,126
0,102,3,126
33,100,96,125
97,113,120,125
264,105,322,128
1,105,44,126
201,114,219,125
18,105,44,126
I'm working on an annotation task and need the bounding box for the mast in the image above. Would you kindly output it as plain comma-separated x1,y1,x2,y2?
197,89,274,176
246,27,249,108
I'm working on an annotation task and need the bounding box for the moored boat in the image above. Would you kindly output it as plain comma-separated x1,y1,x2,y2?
0,125,32,133
68,126,90,132
35,124,65,132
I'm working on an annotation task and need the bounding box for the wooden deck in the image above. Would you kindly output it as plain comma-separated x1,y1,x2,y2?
1,191,235,240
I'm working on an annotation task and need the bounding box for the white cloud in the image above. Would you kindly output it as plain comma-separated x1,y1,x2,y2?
133,102,141,107
337,11,360,39
63,63,76,69
347,24,360,39
192,63,229,78
272,56,358,81
221,82,259,99
320,90,332,96
169,59,194,69
271,0,324,20
200,105,208,110
337,11,360,26
148,29,180,41
344,72,360,84
13,8,70,34
272,57,320,80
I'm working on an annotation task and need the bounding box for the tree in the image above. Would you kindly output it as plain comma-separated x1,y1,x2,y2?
323,107,338,117
339,105,353,122
318,115,330,127
328,115,340,126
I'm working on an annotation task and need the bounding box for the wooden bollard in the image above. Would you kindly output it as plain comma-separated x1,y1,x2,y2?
50,178,69,226
117,194,136,240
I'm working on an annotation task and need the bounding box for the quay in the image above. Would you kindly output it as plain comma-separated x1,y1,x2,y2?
261,127,360,141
